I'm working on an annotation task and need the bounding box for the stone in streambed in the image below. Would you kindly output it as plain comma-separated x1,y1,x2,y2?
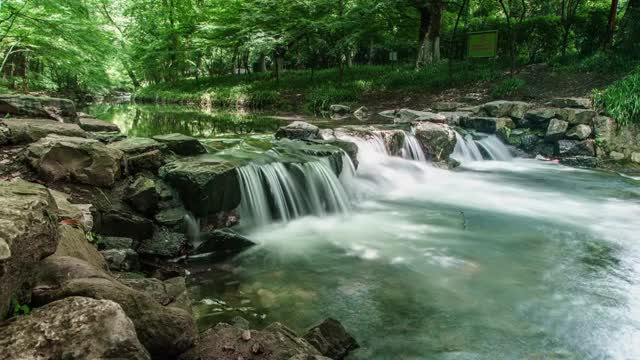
26,134,124,187
330,104,351,115
560,156,598,168
557,139,596,157
98,236,135,250
93,207,153,240
193,228,255,257
275,121,320,140
153,133,207,156
78,115,120,132
155,206,188,229
33,256,197,359
138,227,186,258
119,276,191,312
101,248,140,272
0,180,58,318
481,100,530,119
304,318,359,360
125,174,160,216
395,109,446,123
0,296,150,360
353,106,368,120
414,122,457,163
109,137,167,155
54,224,107,271
431,101,465,112
0,94,78,123
1,118,88,144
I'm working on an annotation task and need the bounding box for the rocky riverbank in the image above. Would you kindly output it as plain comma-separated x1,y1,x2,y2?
0,94,358,359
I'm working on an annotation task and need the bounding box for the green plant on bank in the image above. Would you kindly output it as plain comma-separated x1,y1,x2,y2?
10,298,30,317
86,231,98,244
592,68,640,126
490,77,526,99
551,52,639,75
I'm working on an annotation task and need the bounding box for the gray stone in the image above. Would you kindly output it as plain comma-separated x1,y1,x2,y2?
33,256,197,359
54,224,107,271
557,139,596,157
109,137,167,155
101,248,140,272
119,276,191,312
90,131,127,144
126,174,160,215
153,133,207,156
610,151,625,161
26,134,124,187
138,228,186,258
329,104,350,114
2,118,88,144
0,94,78,123
303,318,359,360
431,101,465,112
396,109,446,123
550,97,592,109
414,122,457,163
99,236,135,250
155,206,188,228
593,116,615,142
545,119,569,143
0,121,9,145
632,152,640,164
439,111,471,126
482,100,530,119
127,149,166,173
566,124,592,140
353,106,368,120
525,108,557,122
560,156,598,168
78,116,120,132
50,190,93,232
462,117,515,133
0,296,150,360
556,108,597,125
275,121,320,140
193,228,255,257
0,180,58,317
93,207,153,240
378,110,397,118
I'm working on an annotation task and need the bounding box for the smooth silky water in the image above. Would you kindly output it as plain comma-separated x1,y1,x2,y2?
89,104,640,359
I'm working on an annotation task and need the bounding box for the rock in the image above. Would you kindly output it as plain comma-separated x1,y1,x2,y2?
381,130,406,156
560,156,598,168
180,322,323,360
461,117,514,133
632,152,640,164
395,109,446,123
109,137,167,155
557,139,596,157
524,108,557,128
127,149,166,173
555,108,597,125
329,104,350,115
193,228,255,257
322,139,359,169
545,119,569,143
159,156,241,218
99,236,135,250
155,206,188,229
2,118,88,144
26,135,124,187
119,276,191,312
0,296,150,360
481,100,529,119
353,106,368,120
566,124,592,140
33,256,198,359
431,101,464,112
550,97,592,109
0,180,58,317
93,207,153,240
458,105,483,114
101,248,140,272
275,121,320,140
78,116,120,132
0,94,78,123
378,110,397,118
414,122,457,163
55,224,107,271
153,133,207,156
610,151,625,161
126,174,160,215
90,131,127,144
439,111,471,126
303,318,359,360
138,228,186,258
593,116,615,142
0,121,9,145
50,190,93,232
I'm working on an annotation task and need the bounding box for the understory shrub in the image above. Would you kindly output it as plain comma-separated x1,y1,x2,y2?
592,68,640,126
490,77,526,98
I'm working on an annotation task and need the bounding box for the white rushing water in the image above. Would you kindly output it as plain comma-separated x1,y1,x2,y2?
452,132,513,162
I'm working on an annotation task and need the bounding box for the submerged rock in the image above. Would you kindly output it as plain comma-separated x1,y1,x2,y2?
193,228,255,257
414,122,457,163
560,156,598,168
0,94,78,123
153,133,207,156
0,180,58,318
0,296,150,360
33,256,197,358
304,318,359,360
27,134,124,187
1,118,88,144
275,121,320,140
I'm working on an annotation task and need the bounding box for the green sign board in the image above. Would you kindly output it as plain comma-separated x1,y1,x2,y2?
468,31,498,58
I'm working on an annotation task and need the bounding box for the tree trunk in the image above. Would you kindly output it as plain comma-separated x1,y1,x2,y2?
416,6,431,70
258,54,267,72
428,1,443,63
368,39,375,65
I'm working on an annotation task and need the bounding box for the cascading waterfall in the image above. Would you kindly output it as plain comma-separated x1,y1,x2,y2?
237,155,352,227
452,131,512,162
401,130,427,162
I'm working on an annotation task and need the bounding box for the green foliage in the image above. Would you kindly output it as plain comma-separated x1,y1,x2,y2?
490,77,526,99
592,68,640,126
10,298,30,317
551,52,639,74
86,232,98,244
305,86,360,113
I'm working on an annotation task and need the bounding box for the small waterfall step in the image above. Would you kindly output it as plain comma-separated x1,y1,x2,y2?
452,131,513,162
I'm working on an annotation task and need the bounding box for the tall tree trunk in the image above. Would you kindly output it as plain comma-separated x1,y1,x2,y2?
498,0,516,74
428,0,443,63
416,5,431,70
368,39,375,65
449,0,469,80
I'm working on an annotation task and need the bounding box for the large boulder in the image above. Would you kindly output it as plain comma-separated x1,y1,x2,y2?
1,118,88,144
125,174,161,216
524,108,557,128
414,122,457,163
101,248,140,272
550,97,592,109
329,104,351,115
33,256,198,359
153,133,207,156
461,117,514,133
54,224,107,271
78,115,121,132
93,206,154,240
275,121,320,140
481,100,530,119
109,137,167,155
138,227,187,258
119,276,191,313
0,180,58,318
0,296,150,360
555,108,597,125
193,228,255,258
557,139,596,157
50,189,93,233
545,119,569,143
395,109,446,123
566,124,592,140
26,134,124,187
0,94,78,123
560,156,598,168
179,322,324,360
159,156,241,218
304,318,359,360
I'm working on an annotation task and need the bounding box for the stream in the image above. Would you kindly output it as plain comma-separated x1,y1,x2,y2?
89,104,640,360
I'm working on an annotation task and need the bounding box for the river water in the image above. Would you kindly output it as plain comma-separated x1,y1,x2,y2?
89,104,640,360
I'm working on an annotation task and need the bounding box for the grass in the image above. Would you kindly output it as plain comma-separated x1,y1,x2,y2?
490,77,526,98
592,67,640,126
135,61,501,113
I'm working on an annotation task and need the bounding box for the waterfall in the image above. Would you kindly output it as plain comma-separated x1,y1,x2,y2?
452,132,512,162
401,130,427,162
237,156,352,227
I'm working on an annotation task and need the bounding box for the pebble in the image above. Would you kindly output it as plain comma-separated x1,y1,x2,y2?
241,330,251,341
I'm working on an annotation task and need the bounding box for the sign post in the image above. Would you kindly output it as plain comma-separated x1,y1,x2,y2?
467,30,498,58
